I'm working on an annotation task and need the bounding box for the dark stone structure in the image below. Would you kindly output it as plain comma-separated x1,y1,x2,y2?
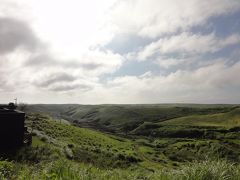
0,103,27,148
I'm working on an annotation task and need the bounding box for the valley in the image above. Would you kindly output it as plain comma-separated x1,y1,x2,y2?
0,104,240,179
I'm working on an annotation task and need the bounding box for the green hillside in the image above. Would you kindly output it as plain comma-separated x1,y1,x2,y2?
0,110,240,179
130,108,240,139
26,113,142,168
25,104,238,133
160,108,240,127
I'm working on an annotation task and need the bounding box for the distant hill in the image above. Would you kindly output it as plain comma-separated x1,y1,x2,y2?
25,104,239,133
160,108,240,127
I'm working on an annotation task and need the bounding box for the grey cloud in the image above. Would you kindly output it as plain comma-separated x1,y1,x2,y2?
0,78,6,91
80,63,101,70
50,84,92,92
25,53,56,67
25,55,104,71
34,72,93,92
0,17,40,54
0,72,13,92
36,73,76,87
0,77,15,92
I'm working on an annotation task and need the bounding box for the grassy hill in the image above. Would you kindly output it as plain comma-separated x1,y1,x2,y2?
160,108,240,127
24,104,79,120
0,110,240,179
130,107,240,140
25,104,239,133
1,104,237,179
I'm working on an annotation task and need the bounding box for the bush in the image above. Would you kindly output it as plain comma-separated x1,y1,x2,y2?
0,161,14,179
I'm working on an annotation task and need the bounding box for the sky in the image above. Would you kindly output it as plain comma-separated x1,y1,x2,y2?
0,0,240,104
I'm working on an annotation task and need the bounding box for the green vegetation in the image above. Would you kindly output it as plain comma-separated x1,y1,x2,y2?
1,158,239,180
160,108,240,127
25,104,238,133
0,104,239,179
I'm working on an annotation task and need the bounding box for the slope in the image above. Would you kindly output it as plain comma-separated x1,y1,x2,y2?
160,108,240,127
62,105,240,134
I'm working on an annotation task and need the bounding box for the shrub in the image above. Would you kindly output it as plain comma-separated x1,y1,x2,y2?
15,146,59,163
0,160,14,179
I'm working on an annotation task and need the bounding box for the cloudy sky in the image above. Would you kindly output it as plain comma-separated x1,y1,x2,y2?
0,0,240,104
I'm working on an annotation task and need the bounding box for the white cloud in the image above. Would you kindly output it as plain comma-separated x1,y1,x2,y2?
0,0,240,103
109,0,240,38
137,33,240,61
155,58,190,69
0,0,125,94
28,0,117,57
81,61,240,104
0,48,124,93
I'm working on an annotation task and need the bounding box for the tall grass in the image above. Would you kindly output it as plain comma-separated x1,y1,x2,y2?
43,159,240,180
177,160,240,180
1,159,237,180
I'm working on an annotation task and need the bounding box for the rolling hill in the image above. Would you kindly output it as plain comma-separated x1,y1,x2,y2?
25,104,239,133
160,108,240,127
0,105,239,179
